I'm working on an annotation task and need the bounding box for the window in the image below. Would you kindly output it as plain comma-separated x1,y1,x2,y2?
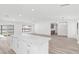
22,25,34,33
0,25,14,36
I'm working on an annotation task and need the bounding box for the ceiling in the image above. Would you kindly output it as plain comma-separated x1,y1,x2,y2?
0,4,79,23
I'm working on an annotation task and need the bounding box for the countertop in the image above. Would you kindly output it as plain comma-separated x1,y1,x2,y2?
25,33,51,38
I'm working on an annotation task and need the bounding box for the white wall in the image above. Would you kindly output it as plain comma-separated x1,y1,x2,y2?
34,22,50,36
57,22,68,36
57,21,77,39
68,21,77,38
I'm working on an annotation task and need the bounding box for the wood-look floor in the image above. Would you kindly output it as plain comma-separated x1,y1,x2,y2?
0,39,16,54
49,35,79,54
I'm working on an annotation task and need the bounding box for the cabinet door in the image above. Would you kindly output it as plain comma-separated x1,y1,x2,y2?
17,40,32,54
30,36,48,54
11,37,18,52
16,41,26,54
15,35,32,54
14,35,48,54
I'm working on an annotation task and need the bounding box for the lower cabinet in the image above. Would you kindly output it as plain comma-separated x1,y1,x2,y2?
11,34,49,54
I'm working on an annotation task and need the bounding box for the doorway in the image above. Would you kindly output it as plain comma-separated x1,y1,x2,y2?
51,23,58,35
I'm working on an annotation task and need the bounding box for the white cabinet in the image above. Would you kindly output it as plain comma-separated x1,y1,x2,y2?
10,36,18,52
10,34,49,54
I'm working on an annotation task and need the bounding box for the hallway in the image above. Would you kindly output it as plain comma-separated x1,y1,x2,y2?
49,35,79,54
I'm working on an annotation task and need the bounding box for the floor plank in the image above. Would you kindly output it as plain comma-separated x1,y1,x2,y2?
49,35,79,54
0,38,16,54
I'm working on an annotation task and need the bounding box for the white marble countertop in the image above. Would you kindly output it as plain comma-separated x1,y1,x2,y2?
22,33,50,38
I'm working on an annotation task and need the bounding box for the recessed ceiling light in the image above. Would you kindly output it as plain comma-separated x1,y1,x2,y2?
18,14,22,16
12,19,16,21
32,9,35,11
48,16,50,17
48,16,51,18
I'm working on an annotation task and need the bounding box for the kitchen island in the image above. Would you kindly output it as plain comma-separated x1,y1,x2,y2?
10,33,50,54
